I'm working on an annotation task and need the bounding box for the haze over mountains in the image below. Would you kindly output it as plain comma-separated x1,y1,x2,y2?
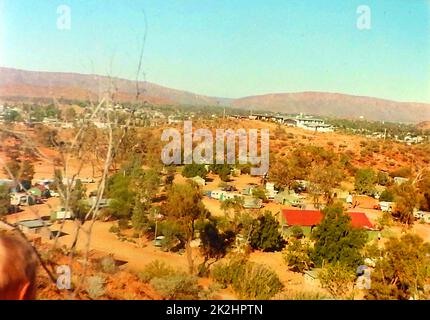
1,67,429,123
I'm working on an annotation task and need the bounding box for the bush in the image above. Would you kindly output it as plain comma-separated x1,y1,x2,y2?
283,240,312,273
211,257,283,300
86,276,106,300
182,164,207,179
389,167,412,178
290,226,304,239
158,220,185,252
99,255,118,274
319,263,355,299
138,260,175,283
233,263,283,300
377,211,394,228
118,219,130,230
379,189,394,202
211,257,246,288
108,225,120,234
150,274,201,300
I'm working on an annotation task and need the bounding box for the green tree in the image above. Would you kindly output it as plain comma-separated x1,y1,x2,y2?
366,234,430,300
376,171,390,186
4,110,21,123
392,182,417,225
249,211,285,252
311,204,367,269
181,164,207,179
355,168,376,195
198,220,235,276
379,189,394,202
20,160,35,182
220,197,244,220
417,171,430,211
106,173,136,220
63,107,77,122
209,164,231,182
0,185,10,216
252,188,267,202
69,180,89,222
309,163,343,206
163,182,208,273
319,262,355,299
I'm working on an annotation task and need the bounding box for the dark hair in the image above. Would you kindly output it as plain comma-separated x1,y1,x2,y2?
0,233,38,300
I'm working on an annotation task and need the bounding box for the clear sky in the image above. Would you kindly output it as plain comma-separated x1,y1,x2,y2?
1,0,429,102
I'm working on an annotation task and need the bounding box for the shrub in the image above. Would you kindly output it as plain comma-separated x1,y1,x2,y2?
108,225,120,234
158,220,185,252
283,239,312,273
379,189,394,202
211,257,283,300
182,164,207,179
390,167,412,178
280,291,331,300
319,263,355,299
233,263,283,300
377,211,394,229
290,226,304,239
150,274,200,300
354,168,376,195
118,218,130,230
211,257,246,288
138,260,175,283
86,276,106,300
99,255,118,274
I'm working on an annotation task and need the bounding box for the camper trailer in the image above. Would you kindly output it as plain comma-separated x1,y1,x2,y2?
10,193,36,207
55,207,74,220
379,201,394,212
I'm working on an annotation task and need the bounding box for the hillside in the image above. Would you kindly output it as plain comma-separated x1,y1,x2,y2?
0,67,220,106
233,92,430,123
1,67,429,123
417,121,430,130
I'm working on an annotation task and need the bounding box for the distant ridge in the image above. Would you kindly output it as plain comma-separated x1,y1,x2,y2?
1,67,429,123
232,92,430,123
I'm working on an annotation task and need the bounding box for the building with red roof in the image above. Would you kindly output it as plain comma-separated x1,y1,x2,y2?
281,208,376,236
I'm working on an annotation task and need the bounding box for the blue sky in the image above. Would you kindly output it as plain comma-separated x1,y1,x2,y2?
1,0,429,102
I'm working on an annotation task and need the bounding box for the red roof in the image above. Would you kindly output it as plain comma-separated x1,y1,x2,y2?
281,209,374,230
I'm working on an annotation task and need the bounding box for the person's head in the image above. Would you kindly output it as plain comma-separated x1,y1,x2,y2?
0,233,38,300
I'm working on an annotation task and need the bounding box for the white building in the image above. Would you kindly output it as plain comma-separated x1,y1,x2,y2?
284,116,334,133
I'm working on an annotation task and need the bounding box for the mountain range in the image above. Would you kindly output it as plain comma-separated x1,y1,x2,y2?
1,67,429,123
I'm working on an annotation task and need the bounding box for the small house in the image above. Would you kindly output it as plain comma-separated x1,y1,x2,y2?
265,182,278,199
16,219,52,239
10,193,36,207
281,209,376,237
379,201,394,212
243,196,263,209
209,190,226,200
275,191,303,207
241,184,257,196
